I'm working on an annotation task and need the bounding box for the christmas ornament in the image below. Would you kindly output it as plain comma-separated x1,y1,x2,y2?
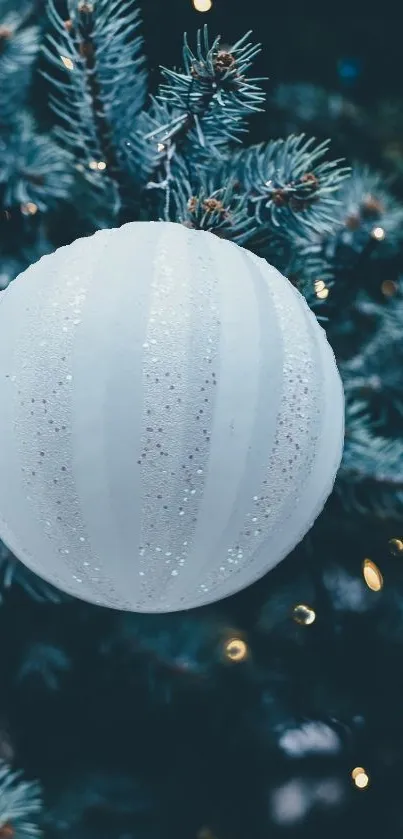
0,222,344,612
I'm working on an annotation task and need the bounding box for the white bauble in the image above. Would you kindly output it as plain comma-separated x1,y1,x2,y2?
0,222,344,612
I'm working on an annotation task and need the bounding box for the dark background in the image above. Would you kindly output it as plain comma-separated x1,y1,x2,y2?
142,2,403,114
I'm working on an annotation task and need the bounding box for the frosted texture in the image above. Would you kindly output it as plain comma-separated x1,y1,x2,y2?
0,222,344,612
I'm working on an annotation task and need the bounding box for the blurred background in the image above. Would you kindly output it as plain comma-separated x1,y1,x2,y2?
143,2,403,180
1,4,403,839
147,3,402,101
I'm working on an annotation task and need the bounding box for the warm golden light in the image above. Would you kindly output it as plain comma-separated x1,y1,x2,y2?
292,604,316,625
362,558,383,592
389,538,403,556
381,280,397,297
352,767,369,788
371,226,386,241
224,637,248,662
89,161,106,171
21,202,38,216
314,280,326,293
316,287,329,300
192,0,212,11
61,55,74,70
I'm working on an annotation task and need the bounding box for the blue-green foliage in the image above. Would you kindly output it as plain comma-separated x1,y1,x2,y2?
1,8,403,835
0,762,42,839
0,0,402,564
0,541,67,603
234,135,349,236
154,29,265,147
338,397,403,518
0,5,39,128
0,113,73,210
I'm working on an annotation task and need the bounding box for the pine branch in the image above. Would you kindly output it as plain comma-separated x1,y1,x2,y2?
0,762,42,839
338,398,403,519
165,131,349,253
341,290,403,423
301,165,403,319
126,95,174,191
233,134,350,240
0,112,73,212
0,541,66,604
326,165,403,258
164,155,255,243
42,0,119,216
42,0,147,218
93,0,147,181
140,27,265,196
156,27,264,144
261,235,334,312
0,7,39,129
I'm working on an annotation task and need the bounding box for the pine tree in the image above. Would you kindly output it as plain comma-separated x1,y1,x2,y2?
1,2,403,837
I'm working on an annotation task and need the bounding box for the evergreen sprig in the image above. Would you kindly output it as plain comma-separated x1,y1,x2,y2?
42,0,147,218
341,290,403,422
0,762,42,839
162,134,350,247
332,165,403,258
0,8,39,129
153,27,265,147
234,134,350,239
338,398,403,518
140,27,266,205
0,113,72,211
0,541,66,603
164,156,254,243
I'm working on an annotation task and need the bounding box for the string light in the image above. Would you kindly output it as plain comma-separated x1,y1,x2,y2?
21,202,38,216
362,558,383,592
157,143,165,152
292,604,316,625
381,280,397,297
371,226,386,241
60,55,74,70
389,538,403,556
224,637,248,662
352,767,369,788
89,160,107,171
192,0,212,11
314,280,329,300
